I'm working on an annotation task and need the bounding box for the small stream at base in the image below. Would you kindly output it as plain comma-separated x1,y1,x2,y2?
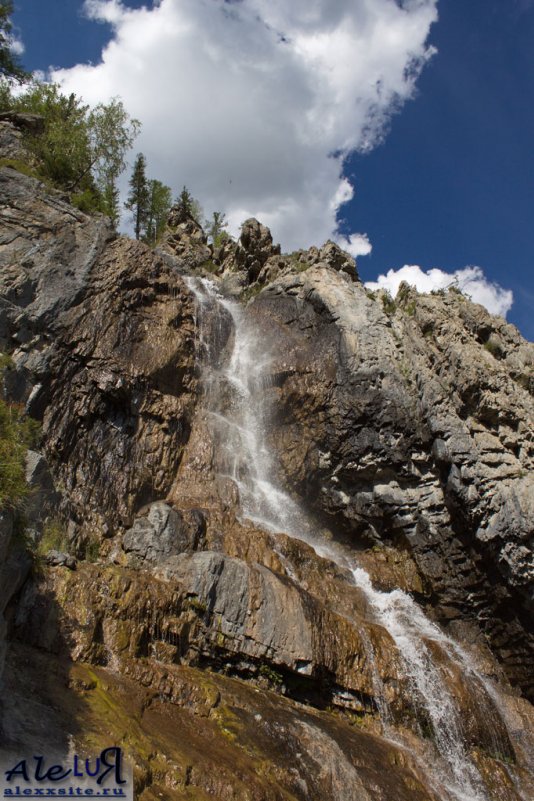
185,276,521,801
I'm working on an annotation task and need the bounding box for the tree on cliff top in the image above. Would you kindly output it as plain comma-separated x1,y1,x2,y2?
205,211,229,246
125,152,150,239
145,178,172,244
0,2,28,82
174,186,202,224
86,98,141,225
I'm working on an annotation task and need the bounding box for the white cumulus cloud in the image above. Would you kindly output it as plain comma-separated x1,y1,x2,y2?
365,264,514,317
336,232,373,258
50,0,438,251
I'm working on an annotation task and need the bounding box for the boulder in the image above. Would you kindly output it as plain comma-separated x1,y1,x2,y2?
44,550,77,570
123,502,206,563
235,218,281,283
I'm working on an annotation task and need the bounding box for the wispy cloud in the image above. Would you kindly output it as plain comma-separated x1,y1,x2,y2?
365,264,514,317
50,0,438,251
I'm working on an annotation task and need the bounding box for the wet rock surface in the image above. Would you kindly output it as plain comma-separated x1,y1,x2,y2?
1,642,455,801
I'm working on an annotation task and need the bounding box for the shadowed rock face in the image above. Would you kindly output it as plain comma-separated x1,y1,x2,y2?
249,269,534,697
40,238,199,533
1,121,534,800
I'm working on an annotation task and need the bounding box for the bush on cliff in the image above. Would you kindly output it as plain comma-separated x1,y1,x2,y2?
0,356,39,510
0,81,139,224
0,399,39,509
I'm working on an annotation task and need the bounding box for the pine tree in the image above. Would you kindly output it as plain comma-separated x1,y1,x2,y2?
174,185,202,223
125,153,149,240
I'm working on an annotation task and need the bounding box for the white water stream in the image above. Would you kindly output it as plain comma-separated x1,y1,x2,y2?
186,277,519,801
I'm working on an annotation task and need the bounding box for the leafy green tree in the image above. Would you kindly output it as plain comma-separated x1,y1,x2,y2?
174,185,202,223
145,179,172,244
0,2,28,82
6,83,92,189
86,98,140,225
205,211,229,245
125,152,150,239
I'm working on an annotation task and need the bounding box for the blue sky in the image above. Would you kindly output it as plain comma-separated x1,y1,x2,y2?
9,0,534,340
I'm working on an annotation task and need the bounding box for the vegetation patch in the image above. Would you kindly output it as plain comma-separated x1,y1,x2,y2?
36,516,69,556
381,292,397,315
200,259,219,275
241,283,263,303
0,394,39,509
81,536,101,563
0,156,44,181
258,664,284,686
483,339,503,359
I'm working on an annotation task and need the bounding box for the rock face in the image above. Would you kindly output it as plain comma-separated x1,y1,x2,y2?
1,121,534,800
249,270,534,697
0,511,13,677
1,135,199,536
40,238,198,535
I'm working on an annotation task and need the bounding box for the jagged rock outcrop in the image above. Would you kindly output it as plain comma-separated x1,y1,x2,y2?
162,209,211,268
235,217,281,283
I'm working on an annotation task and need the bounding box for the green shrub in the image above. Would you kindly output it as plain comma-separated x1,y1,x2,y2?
200,259,219,275
0,157,44,182
483,339,502,359
381,292,396,315
259,663,284,685
83,537,101,563
70,187,107,215
241,283,263,303
0,397,39,509
37,517,68,556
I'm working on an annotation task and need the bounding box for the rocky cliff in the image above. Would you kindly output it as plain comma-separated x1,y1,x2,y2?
1,119,533,801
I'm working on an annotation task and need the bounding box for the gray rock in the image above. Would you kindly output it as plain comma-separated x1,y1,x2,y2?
23,451,58,537
0,167,114,341
123,502,206,563
235,218,281,283
0,510,13,567
0,510,13,685
0,112,45,135
0,121,26,160
0,549,32,614
44,550,76,570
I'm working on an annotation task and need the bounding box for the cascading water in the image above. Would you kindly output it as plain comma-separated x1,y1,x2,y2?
185,276,314,538
186,276,520,801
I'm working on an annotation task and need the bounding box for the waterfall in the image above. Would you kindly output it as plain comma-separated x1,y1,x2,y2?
186,276,519,801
